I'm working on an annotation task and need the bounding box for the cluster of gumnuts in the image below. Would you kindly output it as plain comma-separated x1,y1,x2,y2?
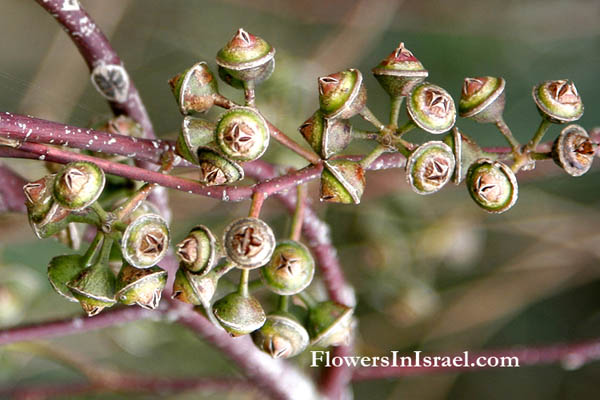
23,28,594,359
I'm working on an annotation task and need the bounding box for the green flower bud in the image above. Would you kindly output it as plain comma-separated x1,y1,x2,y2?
372,42,428,98
67,260,116,317
175,117,216,164
533,79,583,123
552,124,595,177
407,82,456,134
406,141,455,195
459,76,506,123
320,160,365,204
115,263,167,310
197,147,244,186
212,291,266,336
466,159,518,214
318,69,367,119
252,311,309,359
121,214,170,269
176,225,218,274
443,127,488,184
308,301,354,347
261,240,315,295
223,217,276,269
168,61,219,115
299,110,353,159
53,162,105,211
215,107,270,162
216,29,275,87
47,254,86,302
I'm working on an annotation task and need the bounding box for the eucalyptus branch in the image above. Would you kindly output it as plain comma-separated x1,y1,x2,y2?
0,162,27,213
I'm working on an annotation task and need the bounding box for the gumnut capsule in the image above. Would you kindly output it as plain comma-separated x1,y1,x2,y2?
175,117,216,164
176,225,218,275
172,266,221,306
372,42,428,98
308,301,354,347
67,259,116,317
169,61,219,114
223,217,276,269
466,158,518,214
459,76,506,123
261,240,315,295
215,107,270,162
407,82,456,134
552,124,595,176
443,127,489,184
52,162,105,211
252,311,309,359
299,110,353,159
47,254,86,302
115,263,167,310
532,79,583,123
320,160,365,204
212,291,266,336
405,141,455,195
318,69,367,120
197,147,244,186
121,214,170,269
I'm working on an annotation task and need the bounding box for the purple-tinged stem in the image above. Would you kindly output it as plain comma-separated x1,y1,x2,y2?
0,162,27,213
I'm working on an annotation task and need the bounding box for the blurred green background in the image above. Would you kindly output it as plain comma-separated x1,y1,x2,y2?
0,0,599,399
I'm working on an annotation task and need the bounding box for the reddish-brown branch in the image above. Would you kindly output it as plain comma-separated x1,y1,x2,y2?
0,162,27,213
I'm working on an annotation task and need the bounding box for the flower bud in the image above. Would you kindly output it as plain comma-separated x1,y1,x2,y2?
372,42,428,98
533,80,583,123
299,110,353,159
261,240,315,295
459,76,506,123
252,311,309,359
67,260,116,317
47,254,85,302
197,147,244,186
121,214,170,269
169,61,219,115
212,291,266,336
175,117,216,164
407,82,456,134
223,217,276,269
176,225,218,274
308,301,354,347
443,127,488,184
406,141,455,195
466,159,518,214
53,162,105,211
318,69,367,119
116,263,167,310
320,160,365,204
215,107,270,162
552,124,595,176
216,28,275,87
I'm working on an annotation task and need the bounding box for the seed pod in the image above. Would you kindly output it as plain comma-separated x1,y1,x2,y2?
443,127,488,184
318,69,367,120
47,254,86,302
466,159,518,214
406,141,455,195
67,260,116,317
171,266,221,306
261,240,315,295
24,175,56,225
212,291,266,336
53,162,105,211
252,311,309,359
372,42,428,98
115,263,167,310
552,124,595,176
223,217,276,269
215,107,270,162
168,61,219,115
532,79,583,123
320,160,365,204
407,82,456,134
299,110,353,159
176,225,218,274
197,147,244,186
216,28,275,87
175,117,216,164
308,301,354,347
459,76,506,123
121,214,170,269
95,115,143,138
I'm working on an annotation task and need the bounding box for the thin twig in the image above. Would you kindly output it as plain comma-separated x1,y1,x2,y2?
0,162,27,213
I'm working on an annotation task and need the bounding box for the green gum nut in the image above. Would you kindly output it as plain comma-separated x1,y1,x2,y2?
443,127,489,184
372,42,428,98
318,69,367,120
23,175,55,224
533,80,584,123
169,61,219,115
197,147,244,186
53,162,105,211
261,240,315,295
320,160,365,204
406,141,455,195
223,217,276,269
47,254,86,302
215,107,270,162
466,158,518,214
216,28,275,86
299,110,353,159
212,291,266,336
67,260,116,317
116,263,167,310
459,76,506,123
552,124,595,177
308,301,354,347
121,214,170,269
176,225,218,274
176,117,216,164
407,82,456,134
172,266,220,306
252,311,310,359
